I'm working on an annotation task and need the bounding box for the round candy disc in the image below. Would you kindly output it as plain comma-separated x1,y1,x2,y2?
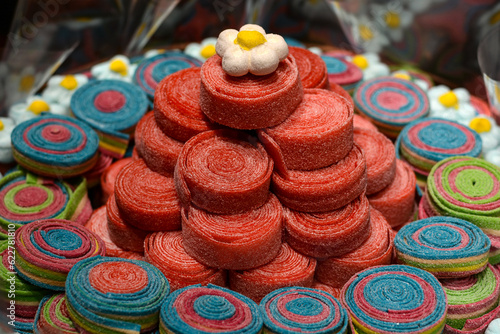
289,46,330,89
34,294,78,333
321,55,362,93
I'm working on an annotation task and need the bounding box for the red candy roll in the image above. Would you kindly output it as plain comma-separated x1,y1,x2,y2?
262,88,353,170
175,130,273,214
329,82,353,108
312,281,341,299
271,143,367,212
353,114,378,132
106,195,148,253
289,46,330,89
100,157,133,204
284,194,371,259
368,159,417,228
229,243,316,303
135,111,183,176
144,231,226,291
154,67,218,142
82,153,113,188
353,127,396,195
315,208,394,288
200,55,304,129
182,194,283,270
115,159,181,231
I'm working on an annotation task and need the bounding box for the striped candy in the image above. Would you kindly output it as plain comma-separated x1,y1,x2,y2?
34,294,78,333
321,55,362,94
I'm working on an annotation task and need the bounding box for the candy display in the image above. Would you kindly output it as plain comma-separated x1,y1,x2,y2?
321,55,363,94
347,53,390,81
353,114,378,132
99,157,133,204
289,46,330,89
0,117,15,164
90,55,136,82
34,294,78,334
184,37,218,62
81,153,113,188
9,96,67,125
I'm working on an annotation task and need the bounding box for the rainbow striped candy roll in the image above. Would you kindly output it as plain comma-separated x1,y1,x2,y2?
14,220,106,290
34,294,78,333
159,284,262,334
260,286,349,334
341,264,448,334
65,256,170,334
395,216,491,278
70,79,148,158
321,55,362,94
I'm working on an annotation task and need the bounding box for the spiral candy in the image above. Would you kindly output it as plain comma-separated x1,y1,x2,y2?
289,46,330,89
34,294,78,333
321,55,362,94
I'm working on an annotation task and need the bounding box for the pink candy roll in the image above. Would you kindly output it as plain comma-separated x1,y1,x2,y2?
289,46,330,89
100,157,133,204
353,114,378,132
312,281,341,300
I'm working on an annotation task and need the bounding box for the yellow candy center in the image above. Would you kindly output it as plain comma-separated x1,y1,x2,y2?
385,11,401,29
438,91,459,109
0,120,4,131
19,75,35,92
27,100,50,115
60,75,78,90
393,72,411,80
489,11,500,25
469,117,492,133
200,45,216,59
352,55,369,70
359,25,374,41
234,30,267,51
109,59,128,76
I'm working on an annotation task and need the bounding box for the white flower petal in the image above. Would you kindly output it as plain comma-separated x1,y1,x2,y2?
240,24,266,35
430,100,445,113
222,47,249,76
201,37,218,47
428,85,449,99
453,88,470,102
249,46,279,76
216,29,238,57
265,34,288,61
485,150,500,167
184,43,202,57
400,12,413,27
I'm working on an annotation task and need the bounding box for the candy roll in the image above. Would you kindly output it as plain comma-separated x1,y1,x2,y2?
145,231,226,291
34,294,78,334
115,159,181,231
353,114,378,132
133,52,202,99
13,316,34,333
315,208,393,288
82,153,113,188
260,286,349,334
354,127,397,195
11,114,100,178
14,220,106,290
284,194,370,259
159,284,262,334
175,130,273,214
154,67,219,142
262,88,353,170
65,256,170,333
200,55,303,129
312,281,342,300
182,194,283,270
340,264,447,334
395,217,491,278
100,157,133,204
289,46,330,89
229,243,316,303
328,82,354,109
321,55,362,94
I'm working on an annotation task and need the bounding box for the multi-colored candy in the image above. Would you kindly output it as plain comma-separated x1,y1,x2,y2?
321,55,363,94
34,294,78,333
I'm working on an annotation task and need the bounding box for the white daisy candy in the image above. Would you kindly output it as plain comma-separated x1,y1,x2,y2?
308,46,323,56
427,85,476,124
391,69,429,91
485,315,500,334
468,115,500,157
0,117,15,164
41,74,89,109
90,55,136,82
371,4,413,41
347,52,389,81
8,95,66,125
215,24,288,76
184,37,218,62
351,16,389,54
478,2,500,40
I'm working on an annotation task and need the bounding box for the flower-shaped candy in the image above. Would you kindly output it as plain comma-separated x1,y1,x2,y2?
428,85,476,124
371,4,413,41
347,52,389,81
215,24,288,76
8,95,66,125
0,117,15,164
42,74,89,108
91,55,136,82
391,69,429,90
351,16,389,53
469,116,500,161
184,37,218,62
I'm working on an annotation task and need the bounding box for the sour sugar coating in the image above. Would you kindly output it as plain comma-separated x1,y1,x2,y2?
34,294,78,334
289,46,330,89
100,157,133,204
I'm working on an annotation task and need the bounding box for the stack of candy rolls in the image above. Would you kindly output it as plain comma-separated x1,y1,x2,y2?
340,265,448,334
133,51,202,100
229,243,316,303
114,158,181,231
0,169,92,237
144,231,226,291
70,79,149,158
11,114,100,178
34,294,78,334
368,159,417,228
328,82,354,108
423,156,500,264
65,256,170,333
315,208,394,288
81,153,113,188
260,286,349,334
13,316,35,333
354,77,430,139
199,54,304,129
99,157,133,204
261,88,354,170
353,114,378,132
289,46,330,89
14,220,106,290
394,217,491,278
159,284,262,334
181,194,283,270
320,55,363,94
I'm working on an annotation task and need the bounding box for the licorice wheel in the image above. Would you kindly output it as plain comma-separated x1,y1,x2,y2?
354,127,397,195
394,217,491,278
159,284,262,334
11,114,99,178
259,286,349,334
100,157,133,204
34,294,78,334
135,111,183,176
262,88,353,170
154,67,219,142
65,256,170,334
354,77,430,139
14,219,106,290
133,51,202,99
175,130,273,214
70,79,149,158
353,114,378,132
441,264,500,331
114,158,181,231
182,194,283,270
340,265,447,334
200,55,304,129
229,243,316,303
144,231,226,291
289,46,330,89
320,55,362,93
284,194,371,259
